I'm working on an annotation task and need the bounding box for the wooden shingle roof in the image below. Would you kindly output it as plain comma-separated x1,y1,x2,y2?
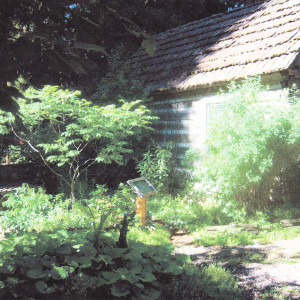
130,0,300,93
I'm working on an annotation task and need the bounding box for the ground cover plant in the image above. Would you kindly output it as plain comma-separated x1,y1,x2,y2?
0,228,190,299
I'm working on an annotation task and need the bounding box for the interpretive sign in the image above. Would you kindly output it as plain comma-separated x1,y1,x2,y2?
127,177,157,226
127,177,157,198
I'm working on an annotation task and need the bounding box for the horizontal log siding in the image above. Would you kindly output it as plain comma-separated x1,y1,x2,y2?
151,86,289,159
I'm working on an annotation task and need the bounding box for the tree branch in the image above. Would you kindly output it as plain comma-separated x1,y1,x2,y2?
11,126,70,186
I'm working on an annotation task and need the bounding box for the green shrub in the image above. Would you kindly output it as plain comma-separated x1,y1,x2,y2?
0,184,61,232
0,229,190,299
197,77,300,212
137,143,176,192
0,183,137,234
148,195,233,232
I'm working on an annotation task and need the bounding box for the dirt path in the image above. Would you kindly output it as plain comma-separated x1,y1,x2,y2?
171,231,300,299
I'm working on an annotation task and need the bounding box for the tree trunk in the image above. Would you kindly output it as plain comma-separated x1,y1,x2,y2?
70,181,76,208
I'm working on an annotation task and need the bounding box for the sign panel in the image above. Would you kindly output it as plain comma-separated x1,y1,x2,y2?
127,177,157,198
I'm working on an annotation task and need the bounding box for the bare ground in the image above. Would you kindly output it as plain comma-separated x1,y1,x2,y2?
171,232,300,299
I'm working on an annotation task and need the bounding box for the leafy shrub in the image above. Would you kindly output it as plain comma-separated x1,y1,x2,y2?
197,77,300,212
137,144,176,192
96,45,150,104
148,195,233,232
0,184,62,232
0,183,137,234
0,229,190,299
75,184,135,227
271,202,300,221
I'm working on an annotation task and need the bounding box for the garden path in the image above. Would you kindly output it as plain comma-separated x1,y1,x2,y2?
171,231,300,299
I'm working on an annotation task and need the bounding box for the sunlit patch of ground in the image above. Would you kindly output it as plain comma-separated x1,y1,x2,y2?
172,232,300,299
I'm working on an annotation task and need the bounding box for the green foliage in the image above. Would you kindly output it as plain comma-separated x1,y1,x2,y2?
128,225,171,246
75,184,136,245
0,229,189,299
20,85,153,165
169,263,241,299
137,144,176,192
0,183,136,234
148,195,232,231
96,45,150,104
262,285,300,299
0,111,14,135
0,184,63,232
197,77,300,212
0,85,155,203
196,263,240,299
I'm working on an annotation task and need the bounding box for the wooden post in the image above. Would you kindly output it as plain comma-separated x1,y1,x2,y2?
136,195,147,226
5,154,10,164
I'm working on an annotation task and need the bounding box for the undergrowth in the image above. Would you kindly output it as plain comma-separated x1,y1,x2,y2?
166,263,242,300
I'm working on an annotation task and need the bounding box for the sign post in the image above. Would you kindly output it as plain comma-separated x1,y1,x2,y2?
127,177,157,226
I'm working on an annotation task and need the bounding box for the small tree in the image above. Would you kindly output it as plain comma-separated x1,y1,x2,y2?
0,86,155,206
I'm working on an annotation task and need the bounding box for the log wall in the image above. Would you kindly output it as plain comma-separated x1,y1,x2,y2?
151,84,289,160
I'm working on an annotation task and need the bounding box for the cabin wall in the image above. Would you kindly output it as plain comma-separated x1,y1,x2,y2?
151,85,289,160
288,53,300,88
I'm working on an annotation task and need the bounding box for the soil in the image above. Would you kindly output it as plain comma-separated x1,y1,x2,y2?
171,231,300,299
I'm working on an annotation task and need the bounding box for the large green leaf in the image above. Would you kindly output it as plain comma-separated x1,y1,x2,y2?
6,277,19,285
101,271,121,284
0,281,5,289
77,256,92,268
27,268,48,279
92,254,113,265
50,266,69,280
56,244,73,255
133,287,161,300
0,263,16,274
123,250,143,261
164,263,183,276
111,283,130,297
139,272,156,283
64,256,79,268
35,281,48,294
125,273,140,285
174,254,190,264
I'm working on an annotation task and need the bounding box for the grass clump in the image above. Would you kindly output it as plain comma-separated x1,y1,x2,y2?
167,263,242,299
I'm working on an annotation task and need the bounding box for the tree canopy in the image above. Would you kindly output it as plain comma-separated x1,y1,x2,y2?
1,0,262,113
